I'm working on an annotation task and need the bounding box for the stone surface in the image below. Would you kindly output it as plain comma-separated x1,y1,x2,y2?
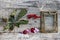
0,0,60,40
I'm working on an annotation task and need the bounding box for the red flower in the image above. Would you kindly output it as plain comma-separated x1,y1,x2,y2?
27,15,32,19
33,15,38,19
27,14,36,19
33,15,41,19
31,28,35,33
27,14,41,19
23,30,28,34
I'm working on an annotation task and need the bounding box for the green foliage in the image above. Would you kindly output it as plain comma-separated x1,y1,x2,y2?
15,20,28,28
19,20,28,24
16,9,27,21
3,9,28,31
9,23,14,31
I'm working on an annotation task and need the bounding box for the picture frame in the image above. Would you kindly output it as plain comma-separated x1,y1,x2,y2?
40,11,58,33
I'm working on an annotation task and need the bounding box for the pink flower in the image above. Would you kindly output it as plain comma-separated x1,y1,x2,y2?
30,28,39,33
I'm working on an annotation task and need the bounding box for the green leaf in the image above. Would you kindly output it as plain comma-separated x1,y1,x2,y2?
3,23,11,31
9,23,14,31
15,23,20,28
15,20,28,28
9,9,17,22
3,9,28,31
3,24,9,31
19,20,28,24
3,22,14,31
16,9,27,21
9,15,15,22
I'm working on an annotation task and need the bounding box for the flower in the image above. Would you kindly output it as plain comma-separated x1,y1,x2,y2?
27,14,36,19
23,30,28,34
27,14,41,19
31,28,39,33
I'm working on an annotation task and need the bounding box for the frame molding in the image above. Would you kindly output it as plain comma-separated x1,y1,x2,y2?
40,11,58,33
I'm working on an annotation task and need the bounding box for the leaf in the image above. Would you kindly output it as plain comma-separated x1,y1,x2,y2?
9,23,14,31
15,23,20,28
15,20,28,28
19,20,28,24
7,9,17,31
9,9,17,22
16,9,27,21
9,15,15,22
11,9,17,15
3,9,28,31
3,26,8,31
3,22,14,31
3,24,9,31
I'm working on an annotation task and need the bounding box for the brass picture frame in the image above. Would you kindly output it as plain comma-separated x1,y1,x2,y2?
40,11,58,33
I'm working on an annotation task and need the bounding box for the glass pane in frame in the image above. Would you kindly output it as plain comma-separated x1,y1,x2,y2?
45,15,53,31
